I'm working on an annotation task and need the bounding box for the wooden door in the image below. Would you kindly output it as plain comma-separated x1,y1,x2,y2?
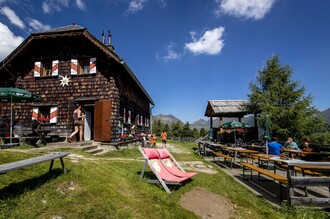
94,100,112,142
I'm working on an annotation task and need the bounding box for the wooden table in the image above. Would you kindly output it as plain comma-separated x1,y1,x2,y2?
208,143,228,151
252,154,276,170
225,147,259,162
295,165,330,176
245,144,266,152
283,149,324,160
35,130,51,146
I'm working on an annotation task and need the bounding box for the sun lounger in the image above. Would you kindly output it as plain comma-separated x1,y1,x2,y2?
156,148,197,178
138,146,196,193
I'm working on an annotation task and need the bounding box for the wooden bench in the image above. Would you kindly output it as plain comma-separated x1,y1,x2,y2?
213,151,233,168
241,163,288,202
0,152,70,175
279,164,321,176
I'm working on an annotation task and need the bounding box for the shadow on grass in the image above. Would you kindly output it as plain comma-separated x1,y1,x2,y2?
136,170,184,193
0,168,65,200
210,160,330,207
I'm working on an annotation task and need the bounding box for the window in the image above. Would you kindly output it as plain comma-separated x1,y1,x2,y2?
34,60,58,77
80,59,90,74
71,58,96,75
43,61,52,76
32,106,58,124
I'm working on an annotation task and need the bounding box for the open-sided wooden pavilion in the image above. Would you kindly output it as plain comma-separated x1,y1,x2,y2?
204,100,257,142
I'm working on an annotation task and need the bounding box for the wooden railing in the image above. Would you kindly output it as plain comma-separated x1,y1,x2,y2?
286,161,330,207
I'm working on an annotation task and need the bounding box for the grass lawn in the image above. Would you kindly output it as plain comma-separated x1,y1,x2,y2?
0,141,329,218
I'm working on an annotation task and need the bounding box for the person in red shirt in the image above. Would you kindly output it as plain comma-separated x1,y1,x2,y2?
161,130,167,148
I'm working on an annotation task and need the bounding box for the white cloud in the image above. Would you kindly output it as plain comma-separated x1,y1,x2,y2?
42,0,69,14
76,0,86,10
0,22,24,60
26,18,51,32
215,0,276,20
0,6,25,29
185,27,225,55
158,0,166,9
163,42,181,62
127,0,147,14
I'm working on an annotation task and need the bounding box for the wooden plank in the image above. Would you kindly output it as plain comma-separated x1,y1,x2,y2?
0,152,70,174
287,162,330,166
241,163,287,183
290,197,330,207
291,177,330,187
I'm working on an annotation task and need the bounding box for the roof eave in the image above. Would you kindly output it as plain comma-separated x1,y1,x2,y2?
121,62,154,106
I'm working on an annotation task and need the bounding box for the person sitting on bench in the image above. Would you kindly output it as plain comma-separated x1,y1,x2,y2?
268,137,283,155
29,119,40,136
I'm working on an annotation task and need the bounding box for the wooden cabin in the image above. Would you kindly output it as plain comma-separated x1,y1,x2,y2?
0,24,154,142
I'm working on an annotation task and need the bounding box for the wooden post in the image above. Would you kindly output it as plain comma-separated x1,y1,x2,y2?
287,165,295,206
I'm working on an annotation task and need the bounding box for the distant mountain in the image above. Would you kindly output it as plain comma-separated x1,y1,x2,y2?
152,114,182,125
191,119,208,130
152,114,255,130
153,108,330,131
319,108,330,123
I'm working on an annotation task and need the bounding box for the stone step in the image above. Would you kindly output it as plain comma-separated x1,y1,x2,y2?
81,145,99,151
86,148,104,154
80,141,94,147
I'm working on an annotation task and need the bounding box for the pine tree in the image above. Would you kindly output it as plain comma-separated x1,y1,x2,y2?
199,127,208,137
248,55,326,141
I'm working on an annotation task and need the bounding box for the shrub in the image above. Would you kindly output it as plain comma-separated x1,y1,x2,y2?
307,133,330,145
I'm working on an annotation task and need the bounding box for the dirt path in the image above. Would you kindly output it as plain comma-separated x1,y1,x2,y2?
165,143,236,218
180,188,236,219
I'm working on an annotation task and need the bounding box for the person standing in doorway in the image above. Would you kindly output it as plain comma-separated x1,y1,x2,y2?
161,130,167,148
68,104,85,143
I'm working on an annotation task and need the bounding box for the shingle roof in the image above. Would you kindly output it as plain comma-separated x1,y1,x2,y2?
204,100,252,117
1,24,154,106
32,24,85,34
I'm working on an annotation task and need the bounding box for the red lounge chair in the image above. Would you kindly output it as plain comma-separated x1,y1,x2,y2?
138,146,195,194
156,148,197,178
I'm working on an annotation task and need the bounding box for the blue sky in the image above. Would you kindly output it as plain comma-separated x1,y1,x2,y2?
1,0,329,123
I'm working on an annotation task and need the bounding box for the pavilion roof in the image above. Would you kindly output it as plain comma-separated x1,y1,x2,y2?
204,100,253,118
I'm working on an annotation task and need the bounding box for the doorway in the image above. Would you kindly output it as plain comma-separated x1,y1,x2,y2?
83,104,94,141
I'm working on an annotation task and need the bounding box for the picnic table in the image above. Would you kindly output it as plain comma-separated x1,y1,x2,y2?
35,130,51,146
245,144,266,152
224,147,258,162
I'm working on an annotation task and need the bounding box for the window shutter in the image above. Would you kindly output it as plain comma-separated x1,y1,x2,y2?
32,107,39,120
34,62,41,77
128,110,131,124
123,108,126,123
90,58,96,74
136,114,139,125
71,59,78,75
50,106,58,123
52,60,59,76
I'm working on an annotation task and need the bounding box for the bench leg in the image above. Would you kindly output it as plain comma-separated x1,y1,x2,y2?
242,167,252,181
60,158,67,174
49,160,54,172
279,183,283,203
49,158,67,173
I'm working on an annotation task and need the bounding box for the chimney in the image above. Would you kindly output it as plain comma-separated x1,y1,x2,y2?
102,31,105,44
107,30,115,51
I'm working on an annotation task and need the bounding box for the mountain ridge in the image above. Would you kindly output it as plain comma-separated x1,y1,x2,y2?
153,107,330,129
